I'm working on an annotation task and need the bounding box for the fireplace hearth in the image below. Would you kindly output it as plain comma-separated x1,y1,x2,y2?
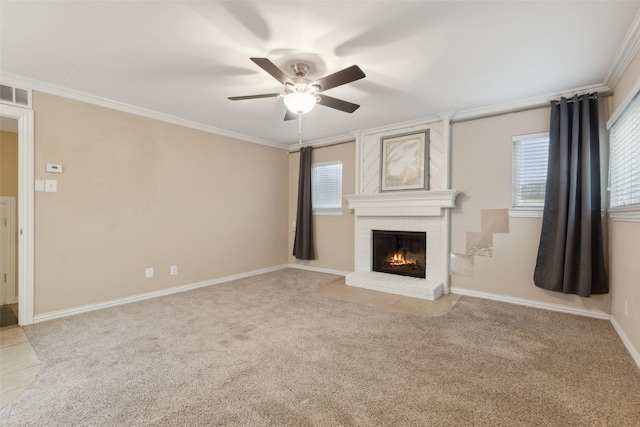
372,230,426,279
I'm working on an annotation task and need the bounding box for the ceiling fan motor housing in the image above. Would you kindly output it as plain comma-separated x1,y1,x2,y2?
291,63,310,78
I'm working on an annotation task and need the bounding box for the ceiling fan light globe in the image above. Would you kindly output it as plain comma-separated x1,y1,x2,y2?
284,92,316,115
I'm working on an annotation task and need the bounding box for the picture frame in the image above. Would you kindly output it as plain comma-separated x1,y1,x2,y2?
380,129,429,192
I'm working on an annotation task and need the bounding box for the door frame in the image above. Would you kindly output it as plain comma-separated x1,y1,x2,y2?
0,196,17,305
0,104,34,325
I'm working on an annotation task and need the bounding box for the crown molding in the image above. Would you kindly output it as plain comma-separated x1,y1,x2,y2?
361,115,443,136
1,70,620,153
289,114,445,151
0,72,288,150
603,9,640,89
451,83,611,124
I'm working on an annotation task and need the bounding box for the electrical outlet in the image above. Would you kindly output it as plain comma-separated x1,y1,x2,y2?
145,267,153,279
170,265,178,276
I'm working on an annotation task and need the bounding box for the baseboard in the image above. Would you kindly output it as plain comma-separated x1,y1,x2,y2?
287,263,350,277
450,287,611,320
33,265,289,324
610,315,640,370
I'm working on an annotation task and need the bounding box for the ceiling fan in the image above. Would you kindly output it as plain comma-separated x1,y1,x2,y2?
228,58,366,120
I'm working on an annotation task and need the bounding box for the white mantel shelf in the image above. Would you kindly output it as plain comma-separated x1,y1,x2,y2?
345,190,459,217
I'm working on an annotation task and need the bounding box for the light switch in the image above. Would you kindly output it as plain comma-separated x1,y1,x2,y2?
45,179,57,193
35,180,45,192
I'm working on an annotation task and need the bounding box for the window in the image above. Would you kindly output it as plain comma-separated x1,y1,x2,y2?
512,132,550,209
311,161,342,213
609,92,640,211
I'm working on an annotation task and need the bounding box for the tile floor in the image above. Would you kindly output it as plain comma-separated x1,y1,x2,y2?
0,279,460,409
318,278,461,317
0,324,40,408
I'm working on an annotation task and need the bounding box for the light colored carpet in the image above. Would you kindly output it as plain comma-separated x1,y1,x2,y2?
1,269,638,426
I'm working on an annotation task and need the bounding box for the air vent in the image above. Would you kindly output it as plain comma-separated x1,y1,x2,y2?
0,84,31,108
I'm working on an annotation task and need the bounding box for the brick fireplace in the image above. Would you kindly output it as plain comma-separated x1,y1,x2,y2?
344,119,457,301
345,190,458,300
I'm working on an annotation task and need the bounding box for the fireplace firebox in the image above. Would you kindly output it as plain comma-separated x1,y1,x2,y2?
372,230,426,279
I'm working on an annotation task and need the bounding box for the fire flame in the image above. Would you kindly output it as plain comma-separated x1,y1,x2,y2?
388,253,416,266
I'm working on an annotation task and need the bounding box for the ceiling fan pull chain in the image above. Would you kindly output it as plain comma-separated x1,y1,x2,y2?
298,113,303,144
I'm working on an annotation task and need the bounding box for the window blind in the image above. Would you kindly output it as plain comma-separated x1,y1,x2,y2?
610,92,640,208
512,134,549,207
311,161,342,210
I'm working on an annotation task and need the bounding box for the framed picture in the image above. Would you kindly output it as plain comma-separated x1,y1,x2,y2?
380,129,429,192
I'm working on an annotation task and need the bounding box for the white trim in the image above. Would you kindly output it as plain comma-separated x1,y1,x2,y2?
33,265,288,323
450,287,611,320
289,115,443,151
345,190,459,217
452,83,610,124
607,79,640,129
287,263,350,277
352,130,363,195
609,206,640,222
610,315,640,370
0,73,287,150
0,104,34,326
440,112,453,294
361,115,443,137
508,208,544,218
603,9,640,90
0,197,16,305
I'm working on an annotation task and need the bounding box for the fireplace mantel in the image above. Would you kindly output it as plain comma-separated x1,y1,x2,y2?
345,190,459,217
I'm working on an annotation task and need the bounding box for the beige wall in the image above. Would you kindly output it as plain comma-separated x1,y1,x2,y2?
609,50,640,360
0,130,19,299
450,108,610,314
33,92,289,314
288,142,355,273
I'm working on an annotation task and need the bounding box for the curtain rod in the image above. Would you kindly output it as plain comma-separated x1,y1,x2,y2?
288,139,355,153
450,92,613,125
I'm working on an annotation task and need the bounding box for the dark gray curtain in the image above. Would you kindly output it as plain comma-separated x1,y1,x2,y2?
293,146,315,260
533,94,608,297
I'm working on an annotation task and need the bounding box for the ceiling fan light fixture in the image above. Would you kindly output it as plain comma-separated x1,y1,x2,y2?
284,92,317,115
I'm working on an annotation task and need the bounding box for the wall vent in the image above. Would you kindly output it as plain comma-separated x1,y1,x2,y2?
0,84,31,108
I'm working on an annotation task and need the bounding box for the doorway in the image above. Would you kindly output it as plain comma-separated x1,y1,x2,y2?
0,104,35,325
0,197,17,306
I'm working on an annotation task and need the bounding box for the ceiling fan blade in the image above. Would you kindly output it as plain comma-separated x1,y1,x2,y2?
313,65,365,91
250,57,293,86
228,93,281,101
284,109,297,121
317,95,360,113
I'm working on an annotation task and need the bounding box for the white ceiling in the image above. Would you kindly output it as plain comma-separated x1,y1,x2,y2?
1,1,639,148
